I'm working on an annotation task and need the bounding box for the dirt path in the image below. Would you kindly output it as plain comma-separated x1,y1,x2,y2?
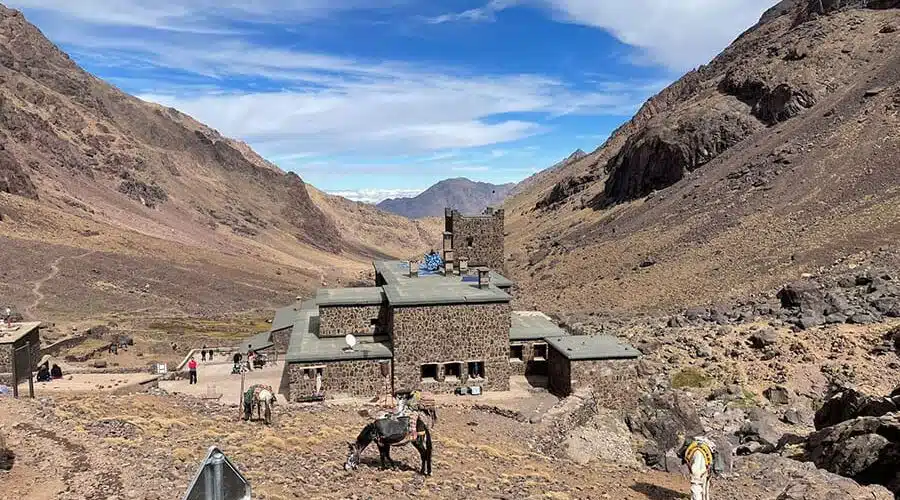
24,250,94,319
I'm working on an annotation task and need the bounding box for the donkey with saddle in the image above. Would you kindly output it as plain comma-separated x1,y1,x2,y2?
344,391,434,475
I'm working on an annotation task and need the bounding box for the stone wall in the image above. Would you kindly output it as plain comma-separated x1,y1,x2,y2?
0,327,41,374
271,328,291,353
547,346,572,396
547,345,639,409
450,209,505,270
0,344,10,374
508,340,549,376
570,359,640,410
392,302,511,393
288,359,392,400
318,304,387,337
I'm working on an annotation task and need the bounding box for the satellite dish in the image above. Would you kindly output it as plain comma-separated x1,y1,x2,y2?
345,334,357,350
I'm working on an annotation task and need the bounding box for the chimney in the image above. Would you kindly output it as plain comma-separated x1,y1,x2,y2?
443,231,453,251
408,260,419,277
477,267,490,289
444,207,453,233
458,257,469,274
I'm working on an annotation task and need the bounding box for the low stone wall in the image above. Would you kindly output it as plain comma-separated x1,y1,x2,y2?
318,304,386,337
41,334,89,357
288,359,392,400
271,328,291,353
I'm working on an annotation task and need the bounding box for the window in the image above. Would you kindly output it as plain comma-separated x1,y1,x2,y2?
466,237,474,248
421,364,438,382
444,362,462,380
467,361,484,379
303,369,313,380
510,345,524,362
533,343,547,361
315,367,323,377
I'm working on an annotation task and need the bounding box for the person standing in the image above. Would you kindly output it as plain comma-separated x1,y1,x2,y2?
201,345,207,362
188,356,198,384
246,345,255,371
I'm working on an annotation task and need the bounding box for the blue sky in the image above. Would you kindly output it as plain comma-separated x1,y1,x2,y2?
8,0,778,202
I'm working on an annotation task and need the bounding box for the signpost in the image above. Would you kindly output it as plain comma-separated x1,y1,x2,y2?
182,446,251,500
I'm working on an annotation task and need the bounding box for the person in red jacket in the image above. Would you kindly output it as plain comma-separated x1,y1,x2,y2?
188,356,198,384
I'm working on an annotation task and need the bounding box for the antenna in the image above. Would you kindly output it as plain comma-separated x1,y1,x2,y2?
344,334,357,352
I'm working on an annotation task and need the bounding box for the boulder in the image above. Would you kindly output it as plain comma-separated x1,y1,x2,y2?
667,316,686,328
562,410,639,466
797,314,825,329
848,313,877,325
782,408,804,425
749,328,778,348
764,386,791,405
625,389,704,467
871,297,900,317
732,455,893,499
815,387,900,430
739,408,782,448
823,292,850,316
804,414,900,496
778,282,826,313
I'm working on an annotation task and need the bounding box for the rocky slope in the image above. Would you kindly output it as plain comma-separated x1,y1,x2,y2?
504,0,900,315
0,5,435,320
377,178,514,218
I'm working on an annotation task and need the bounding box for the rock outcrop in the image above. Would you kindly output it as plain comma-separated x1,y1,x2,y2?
814,386,900,429
804,413,900,496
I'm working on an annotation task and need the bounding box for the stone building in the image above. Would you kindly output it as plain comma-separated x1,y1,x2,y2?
255,208,640,402
545,335,641,408
444,206,505,271
0,321,41,384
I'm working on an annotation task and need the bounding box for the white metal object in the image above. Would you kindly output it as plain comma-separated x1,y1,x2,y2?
182,446,251,500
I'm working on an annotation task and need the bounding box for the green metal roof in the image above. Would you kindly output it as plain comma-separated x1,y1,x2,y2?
285,308,393,363
373,260,512,306
545,335,641,361
316,287,386,306
239,330,274,354
271,303,301,332
383,282,511,306
0,321,40,344
509,311,568,341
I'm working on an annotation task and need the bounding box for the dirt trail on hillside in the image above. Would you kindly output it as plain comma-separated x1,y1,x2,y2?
24,250,94,319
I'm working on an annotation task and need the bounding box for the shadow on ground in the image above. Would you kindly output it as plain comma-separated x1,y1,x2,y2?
631,482,687,499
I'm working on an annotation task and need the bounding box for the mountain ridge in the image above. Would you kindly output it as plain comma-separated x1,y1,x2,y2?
377,177,514,218
0,4,439,319
503,0,900,314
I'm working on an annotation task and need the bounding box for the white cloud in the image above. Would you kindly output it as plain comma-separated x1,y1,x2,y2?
6,0,404,32
8,0,667,175
428,0,779,71
326,188,424,204
425,0,519,24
